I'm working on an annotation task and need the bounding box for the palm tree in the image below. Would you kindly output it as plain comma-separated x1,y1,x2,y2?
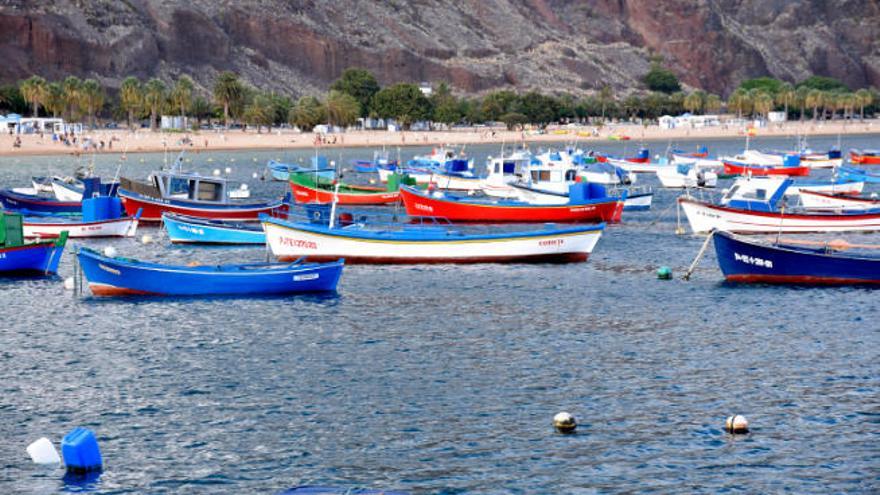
326,90,361,127
44,82,65,118
119,76,143,130
599,85,613,122
79,79,105,129
855,88,873,120
805,89,823,121
62,76,82,121
752,91,774,120
683,91,705,114
704,93,722,114
171,75,194,119
143,78,166,132
795,86,810,120
242,92,274,133
775,83,795,119
727,88,751,119
213,71,244,129
19,75,48,117
289,96,327,131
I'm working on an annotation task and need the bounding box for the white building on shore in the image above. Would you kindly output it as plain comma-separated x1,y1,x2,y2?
658,113,721,129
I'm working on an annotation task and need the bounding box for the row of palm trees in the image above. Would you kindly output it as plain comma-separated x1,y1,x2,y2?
725,85,874,121
19,75,105,128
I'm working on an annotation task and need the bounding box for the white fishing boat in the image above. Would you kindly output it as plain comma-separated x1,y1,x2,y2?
656,162,717,188
798,190,880,211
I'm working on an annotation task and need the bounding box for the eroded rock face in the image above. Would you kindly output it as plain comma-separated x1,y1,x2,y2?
0,0,877,95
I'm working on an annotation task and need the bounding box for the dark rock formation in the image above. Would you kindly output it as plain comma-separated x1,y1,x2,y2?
0,0,877,96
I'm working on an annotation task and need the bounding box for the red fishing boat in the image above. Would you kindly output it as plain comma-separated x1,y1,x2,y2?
850,149,880,165
399,184,623,223
722,161,810,177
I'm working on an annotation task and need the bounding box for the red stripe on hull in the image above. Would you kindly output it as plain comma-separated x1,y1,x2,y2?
723,163,810,176
278,253,589,264
400,188,620,223
624,157,650,163
850,153,880,165
88,283,157,296
678,198,880,222
120,196,275,222
290,183,400,205
725,274,880,285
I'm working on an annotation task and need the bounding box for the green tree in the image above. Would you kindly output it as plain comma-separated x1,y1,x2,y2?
242,92,274,132
0,85,27,114
499,112,528,130
79,78,105,129
62,76,83,121
370,83,432,128
775,82,795,118
738,77,783,95
752,91,774,119
462,98,484,124
213,71,244,129
143,78,166,131
805,89,823,120
598,85,614,121
19,75,48,117
326,90,360,127
795,86,810,120
119,76,143,130
190,96,213,126
267,93,293,126
329,68,380,117
727,88,751,119
683,91,706,114
797,76,849,92
480,90,518,122
289,96,327,131
171,75,194,118
855,88,873,119
44,82,65,118
430,82,461,124
643,65,681,93
705,93,722,114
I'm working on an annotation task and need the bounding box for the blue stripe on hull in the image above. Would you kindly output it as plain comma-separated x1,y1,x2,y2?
713,231,880,284
0,243,64,274
164,215,265,244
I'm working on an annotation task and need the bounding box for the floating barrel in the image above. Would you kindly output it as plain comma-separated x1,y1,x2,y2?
61,427,102,473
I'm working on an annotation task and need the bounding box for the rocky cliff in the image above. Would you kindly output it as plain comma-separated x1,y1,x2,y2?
0,0,877,96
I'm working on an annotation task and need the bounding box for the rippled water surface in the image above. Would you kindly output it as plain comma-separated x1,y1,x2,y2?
1,135,878,494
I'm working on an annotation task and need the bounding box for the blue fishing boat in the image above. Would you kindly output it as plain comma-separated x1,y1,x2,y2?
351,150,397,173
713,230,880,285
0,212,66,275
267,157,335,181
75,247,344,296
0,189,81,214
163,213,266,244
838,166,880,184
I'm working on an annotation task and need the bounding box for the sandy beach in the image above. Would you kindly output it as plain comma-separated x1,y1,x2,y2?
0,119,877,158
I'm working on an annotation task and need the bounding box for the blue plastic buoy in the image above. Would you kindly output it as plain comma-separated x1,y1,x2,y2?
61,427,102,473
657,266,672,280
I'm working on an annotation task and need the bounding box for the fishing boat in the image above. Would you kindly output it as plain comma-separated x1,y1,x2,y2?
0,189,82,214
480,151,532,198
23,213,139,238
839,166,880,184
118,170,282,222
75,247,343,296
267,157,335,181
784,178,865,196
351,150,397,173
672,146,709,158
622,147,650,163
678,177,880,233
656,162,718,188
798,190,880,211
400,183,623,223
0,212,66,275
163,213,266,244
290,170,403,205
849,149,880,165
262,211,605,264
721,153,810,177
51,177,120,202
713,231,880,285
492,174,651,212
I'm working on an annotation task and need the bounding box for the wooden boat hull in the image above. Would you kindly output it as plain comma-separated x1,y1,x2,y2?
400,186,622,223
118,189,281,222
76,247,343,296
0,189,80,214
262,215,603,264
163,213,265,244
850,152,880,165
799,190,880,211
23,216,139,238
679,197,880,233
722,162,810,177
713,231,880,285
290,182,399,205
0,239,66,275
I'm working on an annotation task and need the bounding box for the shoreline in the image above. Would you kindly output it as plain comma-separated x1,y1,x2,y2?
0,120,876,158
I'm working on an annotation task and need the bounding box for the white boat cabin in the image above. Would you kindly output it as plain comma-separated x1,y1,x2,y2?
720,177,791,212
150,171,232,204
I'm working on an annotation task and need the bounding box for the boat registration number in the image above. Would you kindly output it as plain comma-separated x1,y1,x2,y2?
734,252,773,268
294,273,319,281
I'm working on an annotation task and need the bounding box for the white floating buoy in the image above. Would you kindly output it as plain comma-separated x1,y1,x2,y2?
239,183,249,190
369,178,376,184
27,437,61,465
330,160,336,167
225,167,232,174
141,234,153,245
252,172,259,179
63,277,75,291
102,246,117,258
213,169,221,176
725,414,749,434
553,412,577,433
